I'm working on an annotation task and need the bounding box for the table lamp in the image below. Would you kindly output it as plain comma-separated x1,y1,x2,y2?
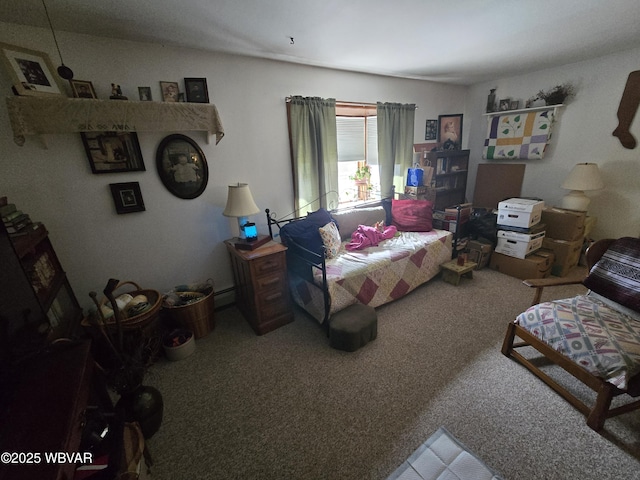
560,163,604,211
223,183,260,240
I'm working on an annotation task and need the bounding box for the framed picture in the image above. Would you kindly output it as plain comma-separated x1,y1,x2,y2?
0,42,65,96
509,100,520,110
425,119,438,141
70,79,97,99
138,86,152,101
159,81,180,102
184,77,209,103
109,182,145,214
499,98,511,111
156,134,208,199
437,114,463,150
81,131,145,174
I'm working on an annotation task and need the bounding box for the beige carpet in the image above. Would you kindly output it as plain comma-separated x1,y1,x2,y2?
145,267,640,479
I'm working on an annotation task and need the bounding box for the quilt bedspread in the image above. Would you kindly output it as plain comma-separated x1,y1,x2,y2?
482,109,555,160
290,230,452,323
515,294,640,390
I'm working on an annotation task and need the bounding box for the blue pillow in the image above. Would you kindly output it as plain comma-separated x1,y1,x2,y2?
280,208,337,255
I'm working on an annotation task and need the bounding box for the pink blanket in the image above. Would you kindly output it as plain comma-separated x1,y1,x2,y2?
346,224,398,251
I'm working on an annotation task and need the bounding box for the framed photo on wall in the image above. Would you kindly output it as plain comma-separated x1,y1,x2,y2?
184,77,209,103
0,42,65,96
81,131,145,174
70,79,97,99
156,134,208,199
437,114,463,150
425,119,438,141
109,182,145,214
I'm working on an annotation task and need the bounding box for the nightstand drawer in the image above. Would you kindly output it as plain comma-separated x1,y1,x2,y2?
252,253,284,276
255,272,286,291
256,288,290,317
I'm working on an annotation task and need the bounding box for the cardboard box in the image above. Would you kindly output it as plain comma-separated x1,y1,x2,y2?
497,198,544,228
540,207,586,241
489,249,555,280
467,239,493,269
495,230,545,259
496,222,546,235
542,237,583,276
404,185,436,202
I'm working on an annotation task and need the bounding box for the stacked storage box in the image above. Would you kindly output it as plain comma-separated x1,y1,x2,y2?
490,198,555,279
540,207,586,276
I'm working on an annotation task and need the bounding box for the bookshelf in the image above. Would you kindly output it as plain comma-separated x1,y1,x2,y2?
425,149,470,210
0,220,82,359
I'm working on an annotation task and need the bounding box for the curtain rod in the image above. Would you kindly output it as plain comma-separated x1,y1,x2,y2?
285,97,416,108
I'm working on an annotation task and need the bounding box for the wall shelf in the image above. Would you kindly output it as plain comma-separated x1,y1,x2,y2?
6,96,225,147
483,104,564,117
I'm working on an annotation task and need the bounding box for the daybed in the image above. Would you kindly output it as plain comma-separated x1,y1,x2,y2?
266,200,453,325
502,236,640,430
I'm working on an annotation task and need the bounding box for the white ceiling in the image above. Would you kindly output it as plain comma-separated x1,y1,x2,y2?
1,0,640,85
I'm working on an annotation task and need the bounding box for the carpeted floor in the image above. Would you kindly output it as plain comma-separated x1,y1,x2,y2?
145,267,640,479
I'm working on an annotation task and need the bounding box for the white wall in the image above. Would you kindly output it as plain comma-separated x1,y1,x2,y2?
465,47,640,240
0,22,467,311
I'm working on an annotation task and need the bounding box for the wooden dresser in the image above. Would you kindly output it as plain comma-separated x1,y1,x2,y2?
0,341,94,480
225,239,294,335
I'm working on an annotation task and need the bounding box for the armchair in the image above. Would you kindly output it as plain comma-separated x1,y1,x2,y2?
502,237,640,430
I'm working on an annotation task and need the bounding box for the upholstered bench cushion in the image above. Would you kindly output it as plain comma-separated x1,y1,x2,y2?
329,303,377,352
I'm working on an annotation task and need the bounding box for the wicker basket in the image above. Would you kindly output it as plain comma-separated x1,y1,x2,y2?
163,288,215,339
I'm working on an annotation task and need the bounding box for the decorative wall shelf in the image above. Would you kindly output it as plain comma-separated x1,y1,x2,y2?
483,104,565,117
6,96,225,147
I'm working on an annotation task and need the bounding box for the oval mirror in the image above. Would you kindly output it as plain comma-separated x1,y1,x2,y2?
156,134,208,199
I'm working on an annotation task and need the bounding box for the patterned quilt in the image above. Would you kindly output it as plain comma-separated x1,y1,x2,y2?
483,109,556,160
515,294,640,390
290,230,452,323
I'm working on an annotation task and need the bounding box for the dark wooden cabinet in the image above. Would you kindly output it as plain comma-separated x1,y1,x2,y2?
0,221,82,360
0,341,95,480
426,149,470,210
225,239,294,335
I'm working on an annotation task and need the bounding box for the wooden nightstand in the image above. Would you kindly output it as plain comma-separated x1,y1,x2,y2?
225,238,294,335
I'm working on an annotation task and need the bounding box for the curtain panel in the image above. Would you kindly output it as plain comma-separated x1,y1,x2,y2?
287,96,338,213
376,103,416,198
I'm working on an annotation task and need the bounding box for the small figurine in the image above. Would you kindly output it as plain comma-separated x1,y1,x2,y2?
109,83,128,100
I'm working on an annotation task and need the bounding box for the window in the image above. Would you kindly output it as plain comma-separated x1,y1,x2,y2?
335,103,379,206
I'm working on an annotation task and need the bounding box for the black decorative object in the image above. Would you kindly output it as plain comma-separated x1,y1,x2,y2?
116,385,164,439
486,88,496,113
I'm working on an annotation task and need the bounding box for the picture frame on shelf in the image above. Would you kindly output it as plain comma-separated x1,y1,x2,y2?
509,100,520,110
81,131,145,174
109,182,145,214
425,119,438,141
437,114,463,151
0,42,65,96
184,77,209,103
69,79,97,99
159,81,180,102
138,86,152,101
499,98,511,111
156,134,208,199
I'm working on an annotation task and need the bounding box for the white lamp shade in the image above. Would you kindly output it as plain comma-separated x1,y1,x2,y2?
560,163,604,211
561,163,604,191
223,183,260,218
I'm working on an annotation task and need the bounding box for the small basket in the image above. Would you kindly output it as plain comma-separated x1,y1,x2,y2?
94,281,162,330
163,287,215,339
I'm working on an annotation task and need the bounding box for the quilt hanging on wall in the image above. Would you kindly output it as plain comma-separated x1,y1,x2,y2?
483,108,556,160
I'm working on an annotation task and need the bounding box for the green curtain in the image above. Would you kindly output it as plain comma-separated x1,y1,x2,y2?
376,102,416,198
288,96,338,213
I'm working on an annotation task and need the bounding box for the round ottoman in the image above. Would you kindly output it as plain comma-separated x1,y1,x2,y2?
329,303,377,352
